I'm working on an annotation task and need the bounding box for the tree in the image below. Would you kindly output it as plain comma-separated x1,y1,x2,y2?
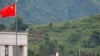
67,32,80,44
39,44,44,56
44,33,50,45
85,31,100,48
48,22,53,30
58,45,65,56
28,49,35,56
49,42,56,55
0,23,6,31
10,16,28,32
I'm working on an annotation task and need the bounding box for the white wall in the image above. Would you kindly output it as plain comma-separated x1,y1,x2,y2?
0,46,5,56
0,32,28,45
22,46,28,56
9,46,13,56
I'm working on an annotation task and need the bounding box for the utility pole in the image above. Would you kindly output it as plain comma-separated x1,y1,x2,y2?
79,41,80,56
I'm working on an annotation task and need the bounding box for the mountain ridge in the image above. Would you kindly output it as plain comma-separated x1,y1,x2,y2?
0,0,100,24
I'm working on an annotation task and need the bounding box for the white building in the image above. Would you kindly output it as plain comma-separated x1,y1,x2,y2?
0,32,28,56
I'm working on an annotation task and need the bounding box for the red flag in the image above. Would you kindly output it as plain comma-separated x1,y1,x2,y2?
0,3,16,18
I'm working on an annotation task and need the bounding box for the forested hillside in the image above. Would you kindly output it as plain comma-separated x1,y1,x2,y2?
0,0,100,24
28,15,100,56
0,0,100,56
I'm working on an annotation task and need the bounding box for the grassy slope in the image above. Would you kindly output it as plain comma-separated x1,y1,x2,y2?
49,15,100,53
28,14,100,55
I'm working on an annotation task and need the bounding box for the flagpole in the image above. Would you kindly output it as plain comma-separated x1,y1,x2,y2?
79,41,80,56
15,0,18,56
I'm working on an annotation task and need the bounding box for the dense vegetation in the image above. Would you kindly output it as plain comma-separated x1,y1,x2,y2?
0,16,28,32
0,15,100,56
27,15,100,56
0,0,100,56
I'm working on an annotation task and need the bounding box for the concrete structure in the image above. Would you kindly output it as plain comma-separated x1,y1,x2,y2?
56,52,59,56
0,32,28,56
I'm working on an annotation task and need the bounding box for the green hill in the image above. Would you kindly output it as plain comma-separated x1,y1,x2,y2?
28,15,100,56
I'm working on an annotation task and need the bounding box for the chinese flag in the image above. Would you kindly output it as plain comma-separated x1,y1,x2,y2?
0,3,16,18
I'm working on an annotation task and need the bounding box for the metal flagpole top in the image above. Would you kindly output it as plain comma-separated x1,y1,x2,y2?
15,0,17,56
15,0,17,2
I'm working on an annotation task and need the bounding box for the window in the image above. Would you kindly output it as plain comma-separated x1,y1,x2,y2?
5,45,8,56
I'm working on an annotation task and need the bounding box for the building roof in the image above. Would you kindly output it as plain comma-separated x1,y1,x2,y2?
0,32,28,35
